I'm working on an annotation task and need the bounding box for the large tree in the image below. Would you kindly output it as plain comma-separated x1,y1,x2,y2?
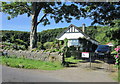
1,2,120,49
1,2,83,49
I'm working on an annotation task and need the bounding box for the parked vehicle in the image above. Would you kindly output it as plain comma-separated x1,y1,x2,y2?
95,45,111,56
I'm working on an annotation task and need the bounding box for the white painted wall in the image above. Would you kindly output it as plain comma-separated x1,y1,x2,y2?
74,28,79,32
66,26,79,32
58,33,84,40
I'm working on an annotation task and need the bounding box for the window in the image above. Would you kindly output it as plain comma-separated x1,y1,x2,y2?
68,39,79,46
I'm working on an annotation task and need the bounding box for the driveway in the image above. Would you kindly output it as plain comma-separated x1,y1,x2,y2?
1,65,116,82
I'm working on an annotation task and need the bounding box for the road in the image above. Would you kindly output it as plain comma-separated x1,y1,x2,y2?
1,65,117,82
2,65,66,82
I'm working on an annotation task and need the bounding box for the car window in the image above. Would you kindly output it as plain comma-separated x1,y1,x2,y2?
97,45,109,50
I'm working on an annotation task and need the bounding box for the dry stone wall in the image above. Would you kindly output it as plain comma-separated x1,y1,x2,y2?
1,49,62,62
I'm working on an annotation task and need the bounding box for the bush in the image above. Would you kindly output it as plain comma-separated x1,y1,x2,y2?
15,39,28,49
50,49,59,52
31,48,38,52
111,51,117,55
43,42,54,49
37,42,43,50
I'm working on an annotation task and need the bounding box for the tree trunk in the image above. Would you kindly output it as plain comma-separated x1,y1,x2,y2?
62,53,65,65
30,2,38,50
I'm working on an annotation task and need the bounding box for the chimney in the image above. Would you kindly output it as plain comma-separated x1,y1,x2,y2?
82,23,86,33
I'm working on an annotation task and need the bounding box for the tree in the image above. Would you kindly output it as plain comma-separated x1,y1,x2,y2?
1,2,82,50
78,2,120,25
1,2,120,50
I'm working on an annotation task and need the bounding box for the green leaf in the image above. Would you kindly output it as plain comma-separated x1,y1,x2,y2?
7,16,11,20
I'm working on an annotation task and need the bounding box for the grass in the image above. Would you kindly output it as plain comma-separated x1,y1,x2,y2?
0,56,63,70
0,56,1,64
65,56,83,63
118,66,120,82
108,65,119,82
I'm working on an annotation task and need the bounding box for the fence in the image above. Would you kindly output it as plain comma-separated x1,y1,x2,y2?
65,50,117,72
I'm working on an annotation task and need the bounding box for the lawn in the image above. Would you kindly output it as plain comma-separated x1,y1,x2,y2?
0,56,63,70
65,56,83,63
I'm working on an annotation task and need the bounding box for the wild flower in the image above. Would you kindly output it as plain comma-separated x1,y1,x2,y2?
114,46,120,67
114,48,120,52
115,55,118,58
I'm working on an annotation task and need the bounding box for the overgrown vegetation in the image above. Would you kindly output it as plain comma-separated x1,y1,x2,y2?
0,56,63,70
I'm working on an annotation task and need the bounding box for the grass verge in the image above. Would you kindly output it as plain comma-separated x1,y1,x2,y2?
65,56,83,63
118,65,120,82
0,56,63,70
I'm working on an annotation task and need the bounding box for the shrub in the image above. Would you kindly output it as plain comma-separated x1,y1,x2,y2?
19,45,26,50
37,42,43,50
15,39,26,45
50,49,59,52
31,48,38,52
43,42,54,49
15,39,28,49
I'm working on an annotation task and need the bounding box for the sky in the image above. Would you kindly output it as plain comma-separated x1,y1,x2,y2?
0,1,96,32
1,12,94,32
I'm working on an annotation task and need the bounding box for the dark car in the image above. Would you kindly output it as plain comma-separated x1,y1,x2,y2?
95,45,111,56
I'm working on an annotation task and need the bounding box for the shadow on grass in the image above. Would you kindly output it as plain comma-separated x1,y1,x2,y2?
79,60,102,63
92,67,104,70
63,62,78,67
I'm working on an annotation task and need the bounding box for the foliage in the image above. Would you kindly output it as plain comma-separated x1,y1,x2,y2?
0,56,63,70
85,20,120,48
111,51,117,55
80,2,120,25
63,38,68,47
114,46,120,67
43,42,54,49
2,2,119,49
1,42,27,50
78,38,96,52
37,42,43,50
1,30,30,44
50,49,59,52
38,28,66,43
1,20,120,50
2,2,120,26
106,20,120,46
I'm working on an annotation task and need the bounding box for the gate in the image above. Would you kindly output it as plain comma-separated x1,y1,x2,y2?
65,50,117,72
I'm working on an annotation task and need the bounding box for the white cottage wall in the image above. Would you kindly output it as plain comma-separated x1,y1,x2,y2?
58,33,84,40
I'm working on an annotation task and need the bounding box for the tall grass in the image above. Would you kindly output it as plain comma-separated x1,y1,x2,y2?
0,56,63,70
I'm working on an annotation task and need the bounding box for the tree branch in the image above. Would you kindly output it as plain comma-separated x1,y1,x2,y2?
19,4,32,14
37,14,47,25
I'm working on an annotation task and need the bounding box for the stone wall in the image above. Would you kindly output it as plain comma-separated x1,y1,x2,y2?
1,49,62,62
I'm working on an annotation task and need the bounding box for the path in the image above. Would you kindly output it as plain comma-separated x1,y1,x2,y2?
1,65,116,82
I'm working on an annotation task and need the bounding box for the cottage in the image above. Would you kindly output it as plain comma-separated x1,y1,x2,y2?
56,24,99,51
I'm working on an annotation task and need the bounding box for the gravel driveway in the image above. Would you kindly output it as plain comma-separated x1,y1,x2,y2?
1,65,117,82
